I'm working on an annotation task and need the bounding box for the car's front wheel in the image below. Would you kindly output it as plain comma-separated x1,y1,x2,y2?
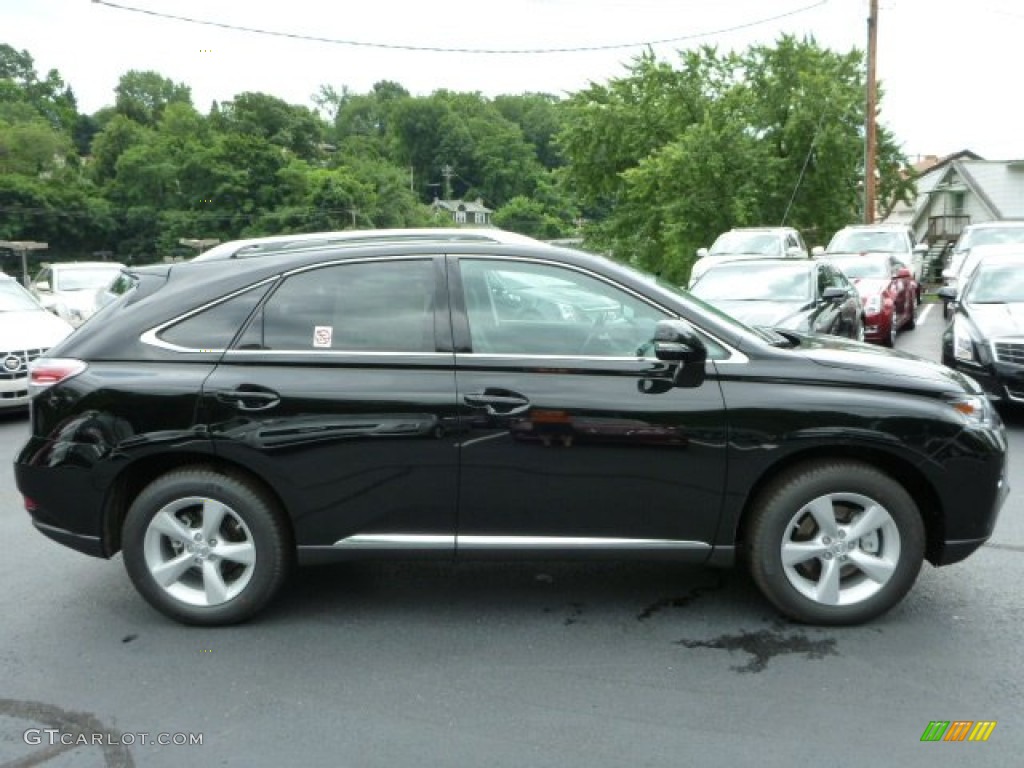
747,461,925,625
122,468,292,625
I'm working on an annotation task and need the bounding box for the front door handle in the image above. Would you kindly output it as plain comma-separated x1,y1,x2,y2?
464,390,530,416
216,387,281,412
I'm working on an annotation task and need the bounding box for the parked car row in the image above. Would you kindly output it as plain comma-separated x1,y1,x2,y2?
689,224,920,347
940,245,1024,404
13,229,1008,630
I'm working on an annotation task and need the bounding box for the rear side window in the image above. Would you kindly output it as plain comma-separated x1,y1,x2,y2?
158,283,272,350
238,259,437,352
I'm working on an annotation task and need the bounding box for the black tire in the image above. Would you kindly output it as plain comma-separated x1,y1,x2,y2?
747,460,925,626
122,468,292,626
883,317,896,347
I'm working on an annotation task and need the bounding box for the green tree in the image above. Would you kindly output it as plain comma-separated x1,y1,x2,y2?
216,91,324,160
493,195,569,240
114,70,192,126
558,38,912,280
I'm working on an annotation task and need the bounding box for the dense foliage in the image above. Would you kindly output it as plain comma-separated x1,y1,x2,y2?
0,36,911,281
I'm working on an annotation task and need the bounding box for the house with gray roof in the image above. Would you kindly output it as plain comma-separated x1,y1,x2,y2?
432,198,493,226
884,151,1024,274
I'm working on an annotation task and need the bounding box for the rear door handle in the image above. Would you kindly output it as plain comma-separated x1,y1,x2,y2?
216,388,281,412
464,390,530,416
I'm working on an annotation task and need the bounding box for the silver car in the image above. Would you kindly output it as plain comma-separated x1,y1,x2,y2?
30,261,125,327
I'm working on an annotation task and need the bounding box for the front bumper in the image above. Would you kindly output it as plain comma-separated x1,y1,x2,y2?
0,375,30,409
861,311,892,344
946,357,1024,403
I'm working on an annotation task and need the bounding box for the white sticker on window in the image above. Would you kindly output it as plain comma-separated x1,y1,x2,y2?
313,326,333,348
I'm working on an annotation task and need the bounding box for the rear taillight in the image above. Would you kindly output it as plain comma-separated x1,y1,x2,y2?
29,358,88,393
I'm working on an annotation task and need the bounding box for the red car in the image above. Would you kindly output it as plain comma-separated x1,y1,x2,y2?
824,254,917,346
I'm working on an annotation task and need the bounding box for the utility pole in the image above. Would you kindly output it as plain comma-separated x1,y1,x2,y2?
864,0,879,224
0,240,48,286
441,164,454,201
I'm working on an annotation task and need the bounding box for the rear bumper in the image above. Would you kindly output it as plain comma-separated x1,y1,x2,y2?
32,521,106,558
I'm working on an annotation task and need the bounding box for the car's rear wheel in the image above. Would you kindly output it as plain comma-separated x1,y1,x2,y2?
747,461,925,625
122,468,291,625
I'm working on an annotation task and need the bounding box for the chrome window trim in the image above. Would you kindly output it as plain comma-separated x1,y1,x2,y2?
454,254,747,363
223,349,453,359
141,252,748,364
140,276,280,354
141,256,435,354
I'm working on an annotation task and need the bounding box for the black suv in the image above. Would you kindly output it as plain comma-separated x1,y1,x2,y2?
14,236,1008,626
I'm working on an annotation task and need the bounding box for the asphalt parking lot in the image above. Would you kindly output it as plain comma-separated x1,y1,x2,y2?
1,304,1021,767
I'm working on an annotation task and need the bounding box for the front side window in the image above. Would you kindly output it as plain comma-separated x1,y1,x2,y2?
242,259,437,353
458,259,670,357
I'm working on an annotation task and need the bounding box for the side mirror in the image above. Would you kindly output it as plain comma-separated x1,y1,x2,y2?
896,267,912,279
811,246,825,258
652,319,707,388
821,286,847,302
785,246,805,259
936,286,958,302
696,247,709,258
913,243,929,254
35,281,51,292
941,268,954,279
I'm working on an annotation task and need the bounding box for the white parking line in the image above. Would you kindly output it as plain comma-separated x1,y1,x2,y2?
917,303,933,326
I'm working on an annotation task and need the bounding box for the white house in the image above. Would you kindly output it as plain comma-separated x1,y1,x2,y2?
432,198,493,226
884,150,1024,272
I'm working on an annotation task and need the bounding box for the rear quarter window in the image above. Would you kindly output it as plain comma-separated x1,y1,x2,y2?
157,283,272,351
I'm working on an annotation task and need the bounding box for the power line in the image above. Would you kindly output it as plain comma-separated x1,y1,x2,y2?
781,107,829,226
90,0,831,55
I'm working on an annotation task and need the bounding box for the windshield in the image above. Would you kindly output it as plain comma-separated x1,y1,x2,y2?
958,226,1024,251
0,280,43,311
691,262,810,302
616,261,793,346
965,262,1024,303
826,229,905,254
825,255,889,280
55,267,121,291
709,231,783,257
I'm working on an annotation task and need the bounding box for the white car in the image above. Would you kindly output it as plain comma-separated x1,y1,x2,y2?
0,275,74,410
689,227,809,287
819,224,929,290
943,221,1024,290
30,261,125,327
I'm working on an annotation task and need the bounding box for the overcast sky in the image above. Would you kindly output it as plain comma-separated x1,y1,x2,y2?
5,0,1023,161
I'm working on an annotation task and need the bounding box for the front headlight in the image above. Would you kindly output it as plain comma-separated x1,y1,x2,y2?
953,321,975,362
947,394,990,425
864,294,882,314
